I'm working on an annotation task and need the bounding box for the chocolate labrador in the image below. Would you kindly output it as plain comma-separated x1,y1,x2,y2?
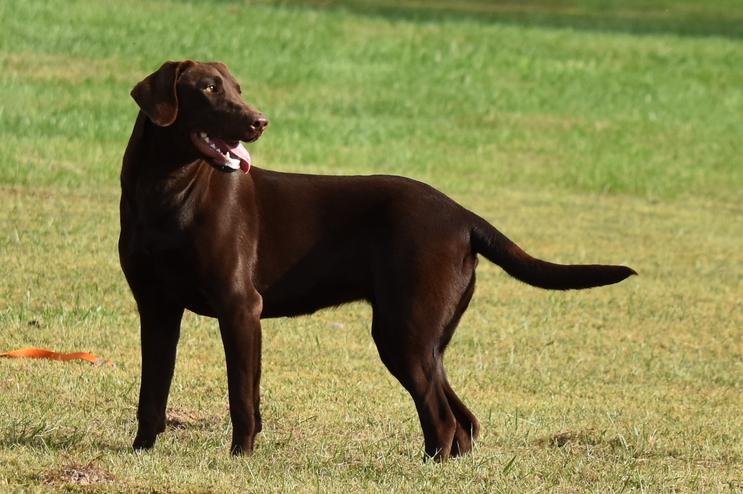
119,60,636,461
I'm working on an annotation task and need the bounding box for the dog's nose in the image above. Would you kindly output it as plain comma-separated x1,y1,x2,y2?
251,117,268,131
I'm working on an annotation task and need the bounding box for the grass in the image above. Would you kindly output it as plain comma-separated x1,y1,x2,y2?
1,0,741,491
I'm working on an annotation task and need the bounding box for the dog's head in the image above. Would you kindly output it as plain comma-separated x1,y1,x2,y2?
131,60,268,173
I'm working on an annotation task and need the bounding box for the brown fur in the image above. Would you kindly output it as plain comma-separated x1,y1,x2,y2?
119,60,636,460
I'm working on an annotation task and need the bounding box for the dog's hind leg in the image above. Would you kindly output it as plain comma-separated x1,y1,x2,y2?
436,273,481,457
132,302,184,450
441,376,479,457
370,253,479,461
371,313,456,461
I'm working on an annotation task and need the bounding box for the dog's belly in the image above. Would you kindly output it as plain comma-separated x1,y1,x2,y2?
258,248,372,318
260,276,368,318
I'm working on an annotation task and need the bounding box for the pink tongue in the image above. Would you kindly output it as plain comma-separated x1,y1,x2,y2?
209,137,252,174
228,142,251,173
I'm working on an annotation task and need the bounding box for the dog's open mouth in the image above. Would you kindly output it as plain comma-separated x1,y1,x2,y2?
190,132,251,173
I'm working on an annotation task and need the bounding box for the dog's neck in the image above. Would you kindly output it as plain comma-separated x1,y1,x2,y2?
122,113,216,187
120,112,215,220
124,112,203,171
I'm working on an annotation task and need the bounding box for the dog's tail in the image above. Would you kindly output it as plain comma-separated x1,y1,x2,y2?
470,215,636,290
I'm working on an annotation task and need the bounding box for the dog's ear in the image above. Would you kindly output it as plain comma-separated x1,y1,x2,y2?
131,61,193,127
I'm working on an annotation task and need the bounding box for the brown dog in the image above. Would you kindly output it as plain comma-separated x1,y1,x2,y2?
119,60,635,460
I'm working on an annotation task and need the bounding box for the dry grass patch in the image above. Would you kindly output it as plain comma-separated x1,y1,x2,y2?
42,460,114,486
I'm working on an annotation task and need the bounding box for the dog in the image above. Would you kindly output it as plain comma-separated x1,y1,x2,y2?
119,60,635,461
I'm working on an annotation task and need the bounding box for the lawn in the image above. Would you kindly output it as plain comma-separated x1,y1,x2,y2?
1,0,741,492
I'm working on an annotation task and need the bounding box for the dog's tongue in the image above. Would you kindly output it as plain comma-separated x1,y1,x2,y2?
211,137,251,173
228,142,251,173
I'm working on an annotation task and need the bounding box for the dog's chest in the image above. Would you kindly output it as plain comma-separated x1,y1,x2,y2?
121,229,216,315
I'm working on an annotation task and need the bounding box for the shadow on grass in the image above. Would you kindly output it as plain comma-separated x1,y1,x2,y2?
260,0,743,39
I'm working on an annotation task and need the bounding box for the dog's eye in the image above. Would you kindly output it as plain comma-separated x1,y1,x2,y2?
205,84,218,93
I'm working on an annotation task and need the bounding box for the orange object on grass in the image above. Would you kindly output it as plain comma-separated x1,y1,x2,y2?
0,347,112,366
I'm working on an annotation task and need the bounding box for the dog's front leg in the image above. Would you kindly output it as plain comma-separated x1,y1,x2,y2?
218,290,263,455
133,302,184,450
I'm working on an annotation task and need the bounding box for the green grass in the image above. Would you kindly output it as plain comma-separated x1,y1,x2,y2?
1,0,741,491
